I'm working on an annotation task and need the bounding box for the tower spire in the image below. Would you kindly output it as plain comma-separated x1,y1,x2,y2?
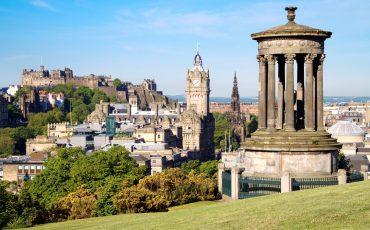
231,72,240,113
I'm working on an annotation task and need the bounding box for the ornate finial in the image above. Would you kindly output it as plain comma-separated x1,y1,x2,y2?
194,52,202,66
285,6,297,24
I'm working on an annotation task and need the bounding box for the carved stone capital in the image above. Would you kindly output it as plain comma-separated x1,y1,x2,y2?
257,55,266,64
265,54,277,64
319,54,326,63
304,53,317,63
284,53,296,63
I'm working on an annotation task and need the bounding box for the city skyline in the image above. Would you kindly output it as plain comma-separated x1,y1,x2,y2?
1,0,370,97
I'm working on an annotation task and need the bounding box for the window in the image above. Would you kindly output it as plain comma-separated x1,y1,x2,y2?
18,165,23,170
25,165,29,170
42,166,46,170
31,165,35,170
157,135,161,138
36,165,41,170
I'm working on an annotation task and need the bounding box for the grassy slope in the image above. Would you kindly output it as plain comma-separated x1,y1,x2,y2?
28,181,370,230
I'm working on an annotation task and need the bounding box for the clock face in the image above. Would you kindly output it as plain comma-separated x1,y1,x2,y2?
192,79,200,87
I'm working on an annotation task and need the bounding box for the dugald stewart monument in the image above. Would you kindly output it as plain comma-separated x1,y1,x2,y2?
219,6,343,198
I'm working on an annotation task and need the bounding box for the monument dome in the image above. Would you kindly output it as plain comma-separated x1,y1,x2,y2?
328,121,365,137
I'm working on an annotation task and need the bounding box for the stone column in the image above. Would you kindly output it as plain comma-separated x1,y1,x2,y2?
296,57,304,129
304,54,317,131
218,163,225,193
281,171,291,193
231,166,239,200
257,55,267,129
284,54,296,131
317,54,325,131
277,57,285,130
266,55,276,130
337,169,347,185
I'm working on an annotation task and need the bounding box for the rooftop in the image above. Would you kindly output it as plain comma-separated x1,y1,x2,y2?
328,121,365,137
251,6,332,40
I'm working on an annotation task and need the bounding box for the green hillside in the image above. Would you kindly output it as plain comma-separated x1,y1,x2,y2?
28,181,370,230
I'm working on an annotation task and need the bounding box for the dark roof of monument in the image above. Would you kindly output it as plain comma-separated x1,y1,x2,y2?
251,6,332,40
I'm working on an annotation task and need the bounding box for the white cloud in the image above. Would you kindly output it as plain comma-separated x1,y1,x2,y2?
30,0,57,11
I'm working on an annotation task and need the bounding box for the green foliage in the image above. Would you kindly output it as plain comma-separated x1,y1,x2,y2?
213,113,231,150
23,146,145,221
0,181,18,229
10,127,36,154
245,115,258,137
338,151,352,170
199,160,218,178
27,109,65,135
14,85,32,101
94,177,123,216
27,148,86,208
49,84,109,123
8,104,23,123
181,160,200,174
8,185,48,228
69,146,146,192
56,185,97,220
113,186,168,213
113,168,218,214
109,95,118,103
0,127,36,156
0,133,15,157
113,78,122,87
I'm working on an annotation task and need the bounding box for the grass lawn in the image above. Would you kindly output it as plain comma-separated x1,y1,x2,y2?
27,181,370,230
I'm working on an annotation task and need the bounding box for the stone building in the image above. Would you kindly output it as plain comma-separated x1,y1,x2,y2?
47,122,73,138
142,79,157,91
19,88,40,119
21,66,72,87
1,154,46,185
26,135,57,155
181,52,215,160
219,7,342,199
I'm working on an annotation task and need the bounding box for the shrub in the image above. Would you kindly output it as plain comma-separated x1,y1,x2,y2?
56,185,97,220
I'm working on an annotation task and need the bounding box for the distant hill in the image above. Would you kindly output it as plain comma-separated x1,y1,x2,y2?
168,95,370,104
29,181,370,230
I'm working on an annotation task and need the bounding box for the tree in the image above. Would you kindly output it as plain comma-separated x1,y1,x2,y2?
8,104,23,124
245,115,258,137
199,160,218,178
113,78,122,87
9,127,35,154
338,151,352,171
56,185,97,220
213,113,231,150
27,148,86,208
27,109,65,135
0,133,15,157
181,160,200,174
0,181,18,229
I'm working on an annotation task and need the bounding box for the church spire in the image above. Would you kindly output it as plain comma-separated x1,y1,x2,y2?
231,72,240,113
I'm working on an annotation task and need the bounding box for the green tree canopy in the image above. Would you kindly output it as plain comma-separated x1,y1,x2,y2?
113,78,122,87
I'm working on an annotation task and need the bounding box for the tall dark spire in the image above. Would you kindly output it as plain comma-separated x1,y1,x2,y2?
231,72,240,113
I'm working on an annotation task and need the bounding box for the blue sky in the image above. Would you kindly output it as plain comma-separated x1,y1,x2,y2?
0,0,370,97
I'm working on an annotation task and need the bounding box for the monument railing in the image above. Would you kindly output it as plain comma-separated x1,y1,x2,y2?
239,176,281,199
291,177,338,191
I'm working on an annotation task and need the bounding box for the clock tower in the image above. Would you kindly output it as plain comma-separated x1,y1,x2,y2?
185,52,210,117
181,51,215,160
